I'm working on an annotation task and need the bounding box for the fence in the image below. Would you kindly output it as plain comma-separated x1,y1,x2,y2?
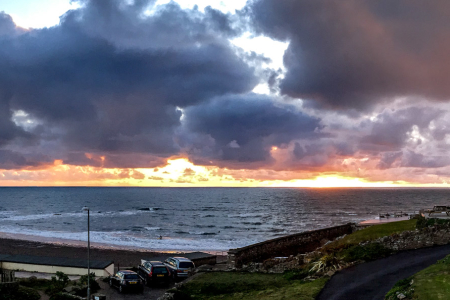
0,269,15,283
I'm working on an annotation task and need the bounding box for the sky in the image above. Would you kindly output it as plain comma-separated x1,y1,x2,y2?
1,0,450,187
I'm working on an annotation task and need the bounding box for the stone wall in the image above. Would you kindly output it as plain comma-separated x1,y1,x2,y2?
192,256,217,267
228,223,354,268
369,225,450,251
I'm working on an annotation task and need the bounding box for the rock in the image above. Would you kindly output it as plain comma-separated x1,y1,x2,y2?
397,293,406,299
326,270,335,277
157,293,175,300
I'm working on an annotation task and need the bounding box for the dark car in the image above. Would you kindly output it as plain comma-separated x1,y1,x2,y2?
164,257,195,279
109,270,144,293
138,260,171,285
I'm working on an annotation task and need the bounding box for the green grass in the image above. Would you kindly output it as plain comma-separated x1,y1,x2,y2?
404,254,450,299
323,219,417,252
173,272,328,300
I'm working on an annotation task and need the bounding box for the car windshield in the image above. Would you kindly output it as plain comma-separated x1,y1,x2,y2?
153,267,168,274
179,262,194,269
124,274,140,279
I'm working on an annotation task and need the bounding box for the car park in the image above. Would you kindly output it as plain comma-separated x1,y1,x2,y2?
109,270,144,293
138,260,171,285
164,257,195,279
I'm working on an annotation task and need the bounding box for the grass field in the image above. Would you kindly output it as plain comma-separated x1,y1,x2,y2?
392,254,450,299
172,272,328,300
324,219,417,252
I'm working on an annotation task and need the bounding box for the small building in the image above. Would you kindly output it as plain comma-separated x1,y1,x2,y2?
0,254,113,277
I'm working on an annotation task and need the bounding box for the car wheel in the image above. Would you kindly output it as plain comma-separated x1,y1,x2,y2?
144,277,148,286
119,285,123,293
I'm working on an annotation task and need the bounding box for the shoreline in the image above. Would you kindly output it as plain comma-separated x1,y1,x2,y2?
0,231,226,255
0,233,220,268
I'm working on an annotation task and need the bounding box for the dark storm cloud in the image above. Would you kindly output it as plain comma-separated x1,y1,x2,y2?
182,94,322,164
247,0,450,110
360,107,443,151
0,1,258,168
0,150,50,170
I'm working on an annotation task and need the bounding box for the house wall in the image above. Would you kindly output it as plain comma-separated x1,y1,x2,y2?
0,261,113,277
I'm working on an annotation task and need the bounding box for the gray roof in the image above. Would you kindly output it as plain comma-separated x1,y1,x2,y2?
145,251,215,262
0,254,113,269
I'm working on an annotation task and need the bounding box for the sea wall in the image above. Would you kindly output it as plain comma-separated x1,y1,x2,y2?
227,223,354,268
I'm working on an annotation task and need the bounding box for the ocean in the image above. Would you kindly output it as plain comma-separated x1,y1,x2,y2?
0,187,448,252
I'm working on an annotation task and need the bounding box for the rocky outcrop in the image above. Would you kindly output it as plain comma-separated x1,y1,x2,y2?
364,225,450,251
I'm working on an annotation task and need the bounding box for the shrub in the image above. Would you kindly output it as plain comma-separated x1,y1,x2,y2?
76,273,100,296
49,293,79,300
310,255,343,273
45,272,70,296
16,286,41,300
414,215,427,230
0,284,40,300
385,277,414,300
341,243,392,262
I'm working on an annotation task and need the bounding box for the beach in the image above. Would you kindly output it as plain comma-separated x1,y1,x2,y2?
0,236,167,268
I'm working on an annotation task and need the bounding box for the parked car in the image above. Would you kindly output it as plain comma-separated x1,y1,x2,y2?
109,270,144,293
164,257,195,279
138,260,171,285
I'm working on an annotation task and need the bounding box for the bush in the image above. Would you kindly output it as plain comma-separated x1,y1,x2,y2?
49,293,79,300
310,254,343,273
341,243,392,262
0,284,40,300
76,273,100,296
385,277,414,300
415,215,427,230
45,272,70,296
16,286,41,300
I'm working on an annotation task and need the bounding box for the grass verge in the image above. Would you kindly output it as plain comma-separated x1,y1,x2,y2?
324,219,417,252
172,272,328,300
387,254,450,299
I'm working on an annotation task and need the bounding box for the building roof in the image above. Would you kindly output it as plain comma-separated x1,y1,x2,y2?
0,254,113,269
145,251,215,262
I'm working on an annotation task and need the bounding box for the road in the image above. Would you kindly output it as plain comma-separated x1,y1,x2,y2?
316,244,450,300
97,279,174,300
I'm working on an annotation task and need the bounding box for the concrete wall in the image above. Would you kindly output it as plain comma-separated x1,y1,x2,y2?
0,262,114,277
228,223,354,268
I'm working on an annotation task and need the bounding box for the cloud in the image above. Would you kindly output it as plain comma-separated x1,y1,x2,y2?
247,0,450,110
0,1,258,168
181,93,323,166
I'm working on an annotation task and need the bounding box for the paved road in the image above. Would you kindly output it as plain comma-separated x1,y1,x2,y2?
316,244,450,300
98,278,174,300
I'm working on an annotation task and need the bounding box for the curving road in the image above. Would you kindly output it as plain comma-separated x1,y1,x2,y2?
316,244,450,300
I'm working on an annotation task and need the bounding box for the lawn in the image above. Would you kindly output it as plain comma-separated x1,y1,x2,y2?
172,272,328,300
397,254,450,299
323,219,417,252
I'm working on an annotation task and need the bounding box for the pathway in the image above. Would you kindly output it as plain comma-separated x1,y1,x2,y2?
316,244,450,300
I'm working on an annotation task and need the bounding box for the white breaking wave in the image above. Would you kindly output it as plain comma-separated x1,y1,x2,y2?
1,210,153,221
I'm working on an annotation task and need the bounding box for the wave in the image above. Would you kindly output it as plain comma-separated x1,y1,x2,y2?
0,226,255,251
0,209,153,222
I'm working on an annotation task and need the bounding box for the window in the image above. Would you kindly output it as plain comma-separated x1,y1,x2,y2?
153,267,168,274
179,262,194,269
124,274,140,279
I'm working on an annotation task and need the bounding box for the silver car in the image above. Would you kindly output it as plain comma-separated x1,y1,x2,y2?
164,257,195,279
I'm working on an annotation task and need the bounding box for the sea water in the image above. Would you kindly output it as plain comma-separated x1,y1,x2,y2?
0,187,448,252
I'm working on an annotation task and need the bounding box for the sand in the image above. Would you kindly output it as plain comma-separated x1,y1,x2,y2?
0,237,170,268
